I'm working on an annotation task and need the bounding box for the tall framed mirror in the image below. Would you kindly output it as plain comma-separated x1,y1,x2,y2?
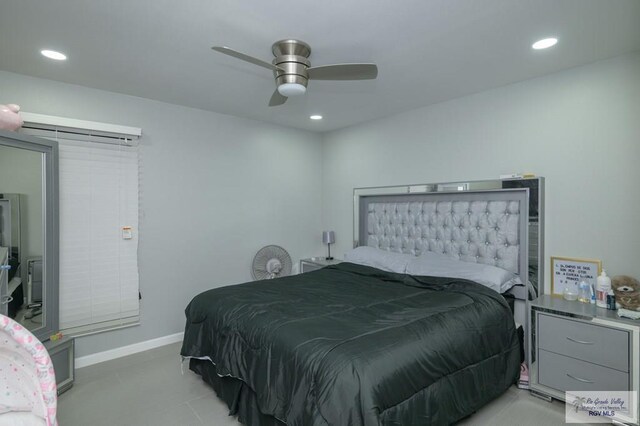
0,129,59,341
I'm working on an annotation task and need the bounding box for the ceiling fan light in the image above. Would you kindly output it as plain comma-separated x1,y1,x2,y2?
277,83,306,97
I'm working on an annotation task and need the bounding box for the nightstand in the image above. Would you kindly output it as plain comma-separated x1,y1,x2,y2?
44,336,75,395
299,257,343,273
528,295,639,422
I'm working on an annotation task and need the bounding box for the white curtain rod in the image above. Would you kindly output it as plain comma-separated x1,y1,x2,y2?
21,112,142,139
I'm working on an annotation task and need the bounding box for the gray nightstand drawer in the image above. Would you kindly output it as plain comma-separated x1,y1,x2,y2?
538,349,629,392
538,313,629,372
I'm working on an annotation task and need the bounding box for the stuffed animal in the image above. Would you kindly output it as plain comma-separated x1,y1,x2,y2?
0,104,24,131
612,275,640,311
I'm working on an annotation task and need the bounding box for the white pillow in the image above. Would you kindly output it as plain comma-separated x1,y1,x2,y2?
406,251,522,293
343,246,413,273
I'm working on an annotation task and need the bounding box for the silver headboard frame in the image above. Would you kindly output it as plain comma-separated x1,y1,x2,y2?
354,178,545,301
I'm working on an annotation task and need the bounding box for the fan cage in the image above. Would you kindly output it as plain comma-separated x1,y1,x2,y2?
252,245,292,280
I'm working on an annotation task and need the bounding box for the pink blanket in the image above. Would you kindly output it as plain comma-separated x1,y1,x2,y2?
0,315,57,426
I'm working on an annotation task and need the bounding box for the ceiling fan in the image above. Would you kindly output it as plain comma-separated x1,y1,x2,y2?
211,39,378,106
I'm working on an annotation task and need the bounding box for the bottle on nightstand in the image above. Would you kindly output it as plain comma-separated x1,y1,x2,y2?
596,270,611,309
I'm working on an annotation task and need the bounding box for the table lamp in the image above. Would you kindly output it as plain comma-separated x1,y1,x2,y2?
322,231,335,260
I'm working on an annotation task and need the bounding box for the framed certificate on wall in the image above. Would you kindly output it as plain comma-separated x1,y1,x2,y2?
550,256,602,297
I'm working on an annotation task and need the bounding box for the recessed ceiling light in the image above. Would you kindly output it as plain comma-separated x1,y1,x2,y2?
531,38,558,50
41,49,67,61
310,115,323,120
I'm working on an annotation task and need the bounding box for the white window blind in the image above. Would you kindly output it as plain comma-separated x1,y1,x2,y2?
21,118,141,335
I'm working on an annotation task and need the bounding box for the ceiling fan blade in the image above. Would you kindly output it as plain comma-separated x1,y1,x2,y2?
211,46,282,72
268,90,288,107
307,63,378,80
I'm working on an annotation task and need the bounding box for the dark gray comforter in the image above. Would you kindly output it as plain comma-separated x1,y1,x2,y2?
181,262,520,425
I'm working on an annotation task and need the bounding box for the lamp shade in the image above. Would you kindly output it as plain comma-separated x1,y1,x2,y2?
322,231,335,244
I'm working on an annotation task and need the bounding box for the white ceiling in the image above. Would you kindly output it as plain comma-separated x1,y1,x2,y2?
1,0,639,132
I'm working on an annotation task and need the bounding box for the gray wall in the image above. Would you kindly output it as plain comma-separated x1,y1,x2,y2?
322,52,640,295
0,70,324,357
0,145,43,261
1,51,639,356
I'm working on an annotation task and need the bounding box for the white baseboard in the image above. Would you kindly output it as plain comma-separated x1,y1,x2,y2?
75,332,184,369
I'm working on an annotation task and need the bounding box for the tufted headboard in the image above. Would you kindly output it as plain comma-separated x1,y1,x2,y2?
358,189,529,292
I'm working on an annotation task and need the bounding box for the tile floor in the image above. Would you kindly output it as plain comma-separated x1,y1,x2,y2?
58,343,590,425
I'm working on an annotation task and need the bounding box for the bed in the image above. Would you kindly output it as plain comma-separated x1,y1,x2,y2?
181,187,531,425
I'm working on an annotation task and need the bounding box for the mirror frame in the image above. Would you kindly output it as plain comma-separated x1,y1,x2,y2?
0,129,59,341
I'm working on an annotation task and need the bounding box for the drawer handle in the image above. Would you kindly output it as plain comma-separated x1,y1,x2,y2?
566,336,594,345
567,373,594,384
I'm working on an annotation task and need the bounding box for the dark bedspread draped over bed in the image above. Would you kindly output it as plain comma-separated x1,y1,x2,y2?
181,262,521,426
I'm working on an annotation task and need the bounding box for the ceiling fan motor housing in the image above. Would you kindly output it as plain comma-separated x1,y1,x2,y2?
272,39,311,90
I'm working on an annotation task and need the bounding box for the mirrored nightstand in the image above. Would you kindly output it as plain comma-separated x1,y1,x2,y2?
527,295,639,424
299,257,343,273
44,336,75,395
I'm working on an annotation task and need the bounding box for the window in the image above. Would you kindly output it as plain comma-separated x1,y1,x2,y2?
22,115,141,335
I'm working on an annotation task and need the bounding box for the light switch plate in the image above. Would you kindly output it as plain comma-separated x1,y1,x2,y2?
122,226,133,240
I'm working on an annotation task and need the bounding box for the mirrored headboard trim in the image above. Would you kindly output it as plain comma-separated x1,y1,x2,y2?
0,129,59,341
